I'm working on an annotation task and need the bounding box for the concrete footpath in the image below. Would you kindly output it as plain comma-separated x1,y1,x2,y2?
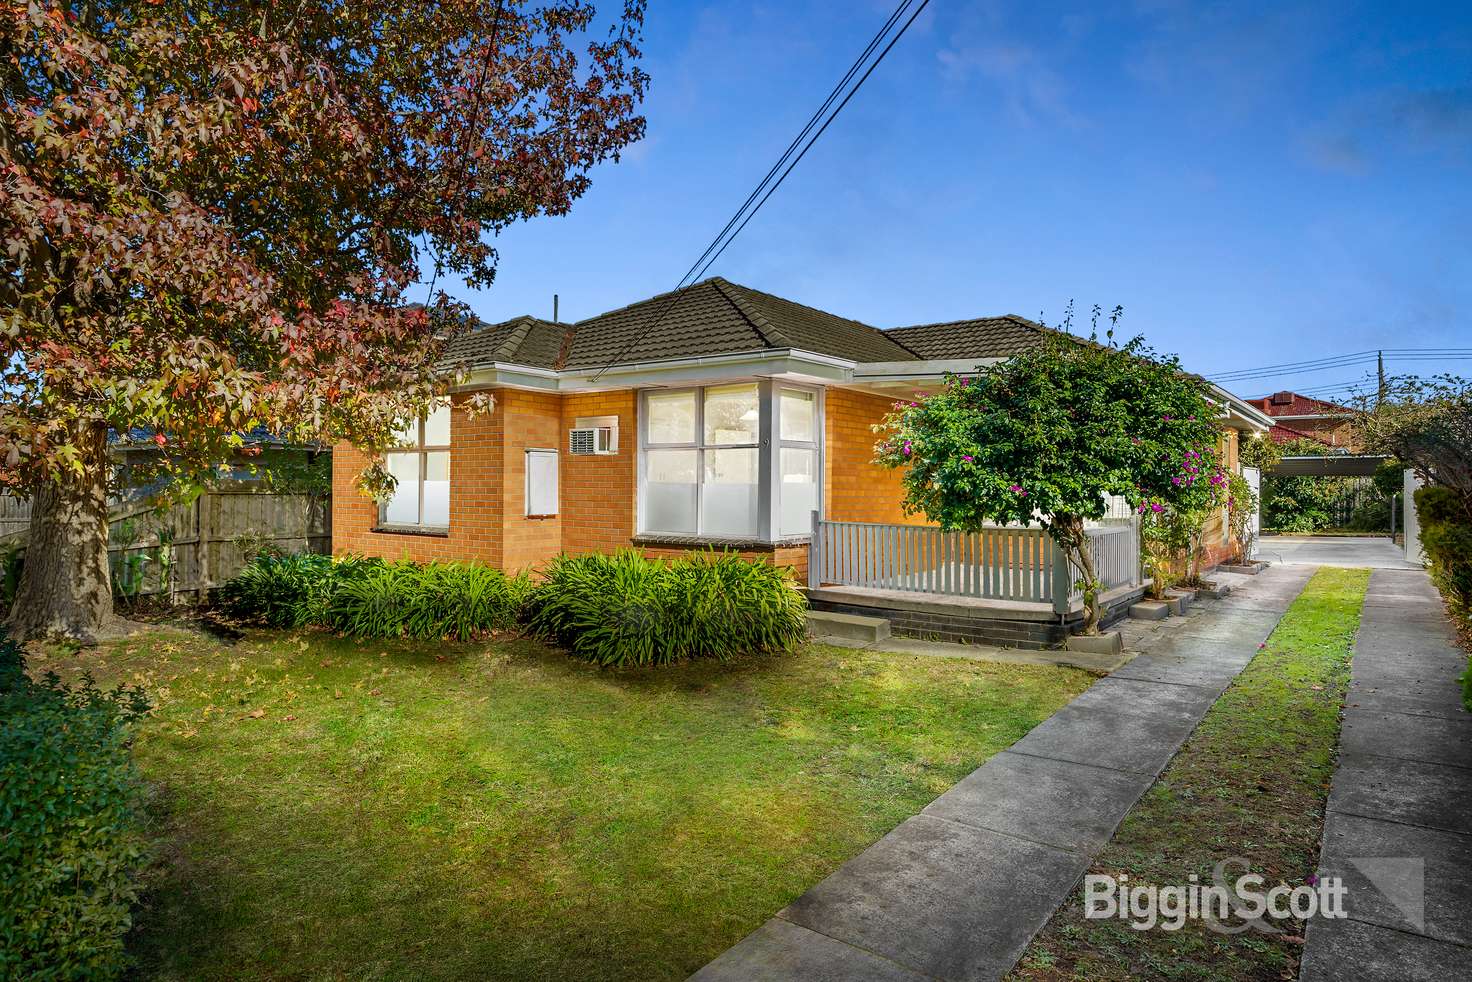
1301,569,1472,980
693,565,1314,982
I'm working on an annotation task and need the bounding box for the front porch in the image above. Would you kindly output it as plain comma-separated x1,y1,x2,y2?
805,516,1145,649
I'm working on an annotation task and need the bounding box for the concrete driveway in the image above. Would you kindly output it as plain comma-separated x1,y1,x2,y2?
1255,535,1423,570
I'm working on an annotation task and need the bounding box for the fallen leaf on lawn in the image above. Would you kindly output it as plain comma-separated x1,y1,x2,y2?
370,688,382,696
242,708,266,720
1282,935,1305,944
281,715,297,722
320,659,332,667
334,689,344,699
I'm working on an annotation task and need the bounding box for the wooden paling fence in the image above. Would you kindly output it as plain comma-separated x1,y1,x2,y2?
1,489,329,601
808,512,1141,614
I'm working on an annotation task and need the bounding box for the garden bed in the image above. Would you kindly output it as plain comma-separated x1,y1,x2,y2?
30,628,1091,980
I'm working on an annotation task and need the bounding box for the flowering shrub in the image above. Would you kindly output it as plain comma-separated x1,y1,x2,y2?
875,333,1223,632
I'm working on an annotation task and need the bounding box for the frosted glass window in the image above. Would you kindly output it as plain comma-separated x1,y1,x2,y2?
391,417,419,447
646,450,697,534
380,403,451,529
780,389,816,443
702,448,758,538
647,390,696,444
779,448,818,537
383,452,421,526
423,403,451,445
704,384,759,445
639,385,820,542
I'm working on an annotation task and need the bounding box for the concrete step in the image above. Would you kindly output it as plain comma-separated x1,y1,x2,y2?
808,610,892,643
1128,599,1171,621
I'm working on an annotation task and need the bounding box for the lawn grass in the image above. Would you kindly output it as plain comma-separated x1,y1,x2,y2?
30,628,1091,981
1010,566,1371,981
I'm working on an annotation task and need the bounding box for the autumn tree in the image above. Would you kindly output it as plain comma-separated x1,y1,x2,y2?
1,1,647,639
875,334,1224,634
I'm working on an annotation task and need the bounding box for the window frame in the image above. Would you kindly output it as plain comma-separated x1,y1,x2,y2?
637,381,822,542
377,401,451,532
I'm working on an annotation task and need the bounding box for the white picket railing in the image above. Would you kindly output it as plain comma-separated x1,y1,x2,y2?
808,512,1140,613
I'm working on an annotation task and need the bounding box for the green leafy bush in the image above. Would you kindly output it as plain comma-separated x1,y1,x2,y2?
0,640,150,980
223,553,378,627
1416,485,1472,614
324,560,532,641
527,550,807,667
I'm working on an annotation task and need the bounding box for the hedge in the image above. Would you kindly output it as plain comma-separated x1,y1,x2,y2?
0,640,150,980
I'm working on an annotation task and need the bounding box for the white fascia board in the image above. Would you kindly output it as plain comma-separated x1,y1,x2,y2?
554,349,856,390
852,358,1002,382
1271,412,1352,421
1208,384,1274,431
454,363,561,393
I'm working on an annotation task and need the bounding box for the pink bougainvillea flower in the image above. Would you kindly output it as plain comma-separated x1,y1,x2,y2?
1171,476,1183,485
962,454,974,462
1162,414,1173,421
903,441,913,456
1151,503,1164,513
1009,484,1023,492
153,432,167,447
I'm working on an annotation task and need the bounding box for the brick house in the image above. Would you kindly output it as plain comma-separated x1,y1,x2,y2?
1249,391,1359,449
332,277,1270,584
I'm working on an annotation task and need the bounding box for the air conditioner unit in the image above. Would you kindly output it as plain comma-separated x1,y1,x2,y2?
569,416,618,456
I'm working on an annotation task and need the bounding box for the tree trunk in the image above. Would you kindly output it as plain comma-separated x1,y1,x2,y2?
1060,514,1102,635
6,422,117,642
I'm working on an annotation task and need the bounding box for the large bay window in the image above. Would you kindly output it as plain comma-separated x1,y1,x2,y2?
380,401,450,530
640,382,820,541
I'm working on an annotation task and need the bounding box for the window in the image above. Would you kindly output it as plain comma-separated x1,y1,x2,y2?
639,383,821,541
778,388,819,537
380,401,450,530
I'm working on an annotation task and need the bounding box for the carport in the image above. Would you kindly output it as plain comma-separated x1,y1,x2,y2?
1260,455,1425,566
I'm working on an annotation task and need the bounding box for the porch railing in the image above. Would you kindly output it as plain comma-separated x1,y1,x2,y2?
808,512,1141,614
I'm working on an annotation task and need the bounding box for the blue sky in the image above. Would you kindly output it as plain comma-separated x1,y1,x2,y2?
441,1,1472,399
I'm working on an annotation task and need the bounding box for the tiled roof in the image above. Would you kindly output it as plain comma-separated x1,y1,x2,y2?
441,315,569,371
1251,391,1355,417
558,277,917,370
446,278,1056,373
881,315,1055,359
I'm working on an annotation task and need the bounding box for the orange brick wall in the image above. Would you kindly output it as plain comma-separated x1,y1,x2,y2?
332,394,503,564
499,390,565,572
824,387,924,525
332,385,871,577
560,390,639,557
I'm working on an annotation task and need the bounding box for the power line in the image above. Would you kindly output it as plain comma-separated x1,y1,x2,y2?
1215,350,1472,383
589,0,932,381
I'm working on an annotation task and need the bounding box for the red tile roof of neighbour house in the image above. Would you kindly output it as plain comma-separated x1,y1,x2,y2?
1250,391,1356,418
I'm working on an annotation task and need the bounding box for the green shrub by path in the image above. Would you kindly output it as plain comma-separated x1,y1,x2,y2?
324,560,532,642
0,640,150,981
1011,566,1371,982
1414,486,1472,710
527,550,808,667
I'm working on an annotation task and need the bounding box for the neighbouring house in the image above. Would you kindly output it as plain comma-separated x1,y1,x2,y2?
331,278,1271,645
1249,391,1360,449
